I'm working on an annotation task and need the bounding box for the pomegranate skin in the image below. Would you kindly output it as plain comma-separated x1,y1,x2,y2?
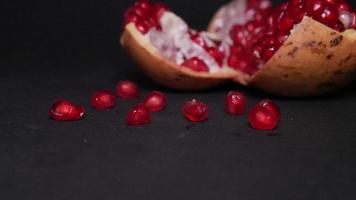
116,80,140,99
143,91,167,112
182,99,209,122
126,104,151,126
225,91,247,115
91,90,116,110
248,105,278,130
49,99,85,121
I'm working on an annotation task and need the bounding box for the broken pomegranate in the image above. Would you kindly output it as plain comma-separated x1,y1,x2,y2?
143,91,167,112
182,99,209,122
116,80,140,99
49,99,85,121
91,90,116,110
225,91,247,115
126,104,151,125
248,102,279,130
121,0,356,96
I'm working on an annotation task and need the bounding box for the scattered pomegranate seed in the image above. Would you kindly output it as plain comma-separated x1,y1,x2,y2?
91,90,116,110
181,57,209,72
126,104,151,126
143,91,167,112
116,80,140,99
225,91,247,115
258,99,281,120
182,99,209,122
249,105,278,130
49,99,85,121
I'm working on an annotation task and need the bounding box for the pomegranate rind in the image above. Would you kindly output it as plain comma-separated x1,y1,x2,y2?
250,17,356,96
120,23,248,90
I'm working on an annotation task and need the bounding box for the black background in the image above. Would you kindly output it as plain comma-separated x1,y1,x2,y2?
1,0,356,199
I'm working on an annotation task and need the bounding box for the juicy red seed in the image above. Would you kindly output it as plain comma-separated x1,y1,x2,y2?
337,2,351,12
126,104,151,126
182,99,209,122
261,47,276,62
49,99,85,121
225,91,247,115
207,47,224,66
91,90,116,110
181,57,209,72
319,6,339,25
143,91,167,112
279,15,295,32
249,105,278,130
257,99,281,120
116,80,140,99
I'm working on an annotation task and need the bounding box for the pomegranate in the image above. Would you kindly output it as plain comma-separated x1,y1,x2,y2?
225,91,247,115
49,99,85,121
121,0,356,96
182,99,209,122
126,104,151,125
91,90,116,110
143,91,167,112
116,80,140,99
248,103,279,130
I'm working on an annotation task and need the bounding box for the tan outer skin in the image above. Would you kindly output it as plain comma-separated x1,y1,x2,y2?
122,16,356,96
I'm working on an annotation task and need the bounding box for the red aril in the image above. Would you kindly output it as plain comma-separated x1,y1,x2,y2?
116,80,140,99
91,90,116,110
181,57,209,72
126,104,151,126
249,104,278,130
143,91,167,112
258,99,281,120
225,91,247,115
49,99,85,121
182,99,209,122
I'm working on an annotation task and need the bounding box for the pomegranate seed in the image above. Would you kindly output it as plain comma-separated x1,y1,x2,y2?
181,57,209,72
320,6,339,26
225,91,247,115
207,47,224,66
91,90,116,110
337,2,351,12
143,91,167,112
258,99,281,120
49,99,85,121
182,99,209,122
249,105,278,130
116,80,140,99
126,104,151,126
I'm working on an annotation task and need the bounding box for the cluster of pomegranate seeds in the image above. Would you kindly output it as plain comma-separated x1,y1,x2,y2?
181,57,209,72
182,99,209,122
248,99,280,130
225,91,247,115
126,104,151,125
143,91,167,112
227,0,272,74
124,0,169,34
116,80,140,99
49,99,85,121
188,31,225,67
91,90,116,110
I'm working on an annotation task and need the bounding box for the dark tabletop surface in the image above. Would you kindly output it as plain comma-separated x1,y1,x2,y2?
1,0,356,199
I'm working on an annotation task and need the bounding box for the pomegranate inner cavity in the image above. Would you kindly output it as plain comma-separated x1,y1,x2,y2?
124,0,356,76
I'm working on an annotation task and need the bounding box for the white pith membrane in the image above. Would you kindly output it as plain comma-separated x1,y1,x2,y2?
135,0,356,76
